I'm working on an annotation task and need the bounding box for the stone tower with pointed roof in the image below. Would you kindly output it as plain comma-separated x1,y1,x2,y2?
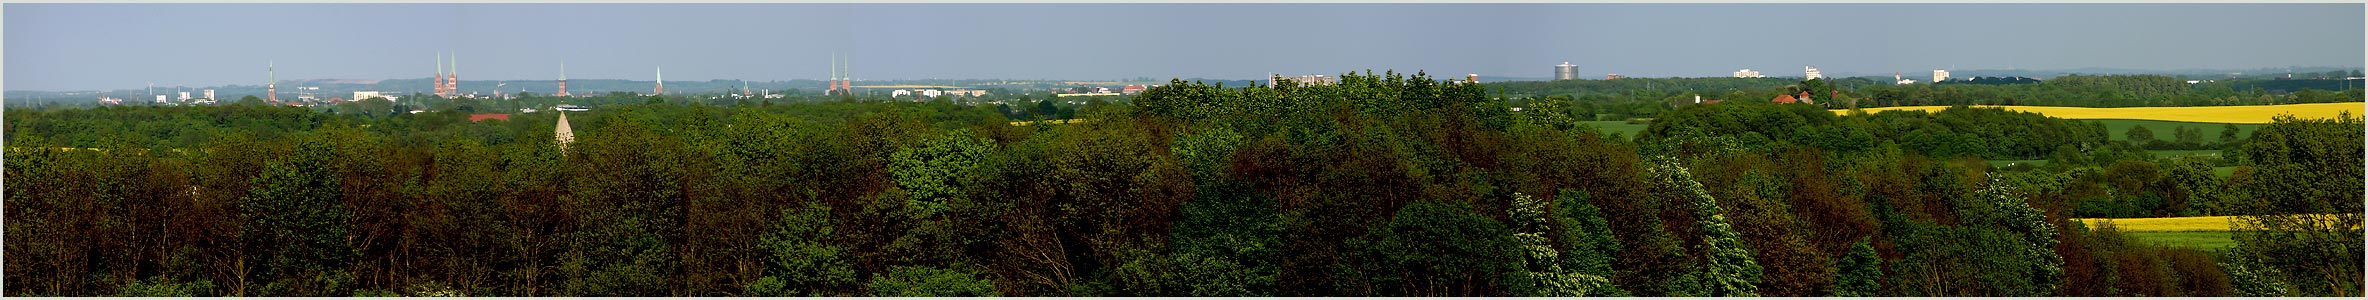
555,112,575,150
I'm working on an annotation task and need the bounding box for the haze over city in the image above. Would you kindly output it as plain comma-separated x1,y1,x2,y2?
5,3,2362,91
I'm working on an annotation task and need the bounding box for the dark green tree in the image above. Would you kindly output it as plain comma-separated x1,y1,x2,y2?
2125,124,2156,147
2219,123,2244,146
237,134,355,296
1345,201,1524,296
1833,239,1883,297
1553,188,1624,293
2173,126,2204,148
2229,112,2365,297
866,266,999,297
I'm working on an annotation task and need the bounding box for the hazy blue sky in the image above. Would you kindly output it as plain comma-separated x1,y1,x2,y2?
6,3,2362,91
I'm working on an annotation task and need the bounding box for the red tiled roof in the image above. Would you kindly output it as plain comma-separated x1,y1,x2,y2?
469,114,512,122
1774,91,1815,104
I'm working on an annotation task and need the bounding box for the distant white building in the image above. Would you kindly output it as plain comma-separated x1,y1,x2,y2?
1733,69,1765,78
1268,74,1333,87
353,91,387,101
891,89,912,98
203,89,215,101
179,91,191,101
1932,69,1951,83
921,89,944,98
156,95,168,103
1805,66,1823,80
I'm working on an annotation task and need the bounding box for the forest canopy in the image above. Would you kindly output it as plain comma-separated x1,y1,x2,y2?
5,72,2361,297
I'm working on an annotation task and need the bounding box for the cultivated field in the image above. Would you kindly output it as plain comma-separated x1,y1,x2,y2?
2079,216,2244,232
2123,232,2239,250
2075,214,2363,250
1836,102,2364,124
2078,216,2244,250
1578,120,1649,137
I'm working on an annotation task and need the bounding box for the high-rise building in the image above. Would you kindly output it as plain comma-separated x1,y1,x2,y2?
204,89,215,100
1733,69,1765,78
1932,69,1951,83
179,91,191,101
654,66,664,95
1555,62,1577,80
268,61,277,103
1805,66,1823,80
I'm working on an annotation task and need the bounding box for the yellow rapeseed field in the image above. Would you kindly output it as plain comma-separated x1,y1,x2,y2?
1833,102,2364,124
2076,214,2360,232
2077,216,2243,232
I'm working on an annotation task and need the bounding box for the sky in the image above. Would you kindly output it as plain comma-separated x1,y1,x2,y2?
5,3,2363,91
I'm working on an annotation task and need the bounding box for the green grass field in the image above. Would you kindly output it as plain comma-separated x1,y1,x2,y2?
1577,121,1649,138
1987,159,2048,168
2091,119,2260,143
1987,150,2227,172
2123,231,2237,250
2148,149,2225,158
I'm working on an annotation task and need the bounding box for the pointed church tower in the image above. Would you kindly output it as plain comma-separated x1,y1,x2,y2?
556,61,569,97
436,53,448,97
555,111,576,150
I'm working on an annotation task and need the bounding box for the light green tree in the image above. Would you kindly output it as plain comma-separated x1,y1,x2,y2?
1645,156,1761,296
887,128,993,217
744,202,858,297
1508,192,1616,296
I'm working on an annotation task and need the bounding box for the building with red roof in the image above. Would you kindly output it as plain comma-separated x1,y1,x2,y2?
469,114,512,122
1772,91,1814,104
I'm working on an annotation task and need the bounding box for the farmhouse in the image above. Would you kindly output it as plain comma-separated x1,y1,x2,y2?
1773,91,1814,104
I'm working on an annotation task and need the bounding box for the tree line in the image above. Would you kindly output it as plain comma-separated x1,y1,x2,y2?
1487,74,2363,112
5,71,2359,296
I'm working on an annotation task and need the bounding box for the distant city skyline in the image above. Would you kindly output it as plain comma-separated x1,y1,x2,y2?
5,3,2362,91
